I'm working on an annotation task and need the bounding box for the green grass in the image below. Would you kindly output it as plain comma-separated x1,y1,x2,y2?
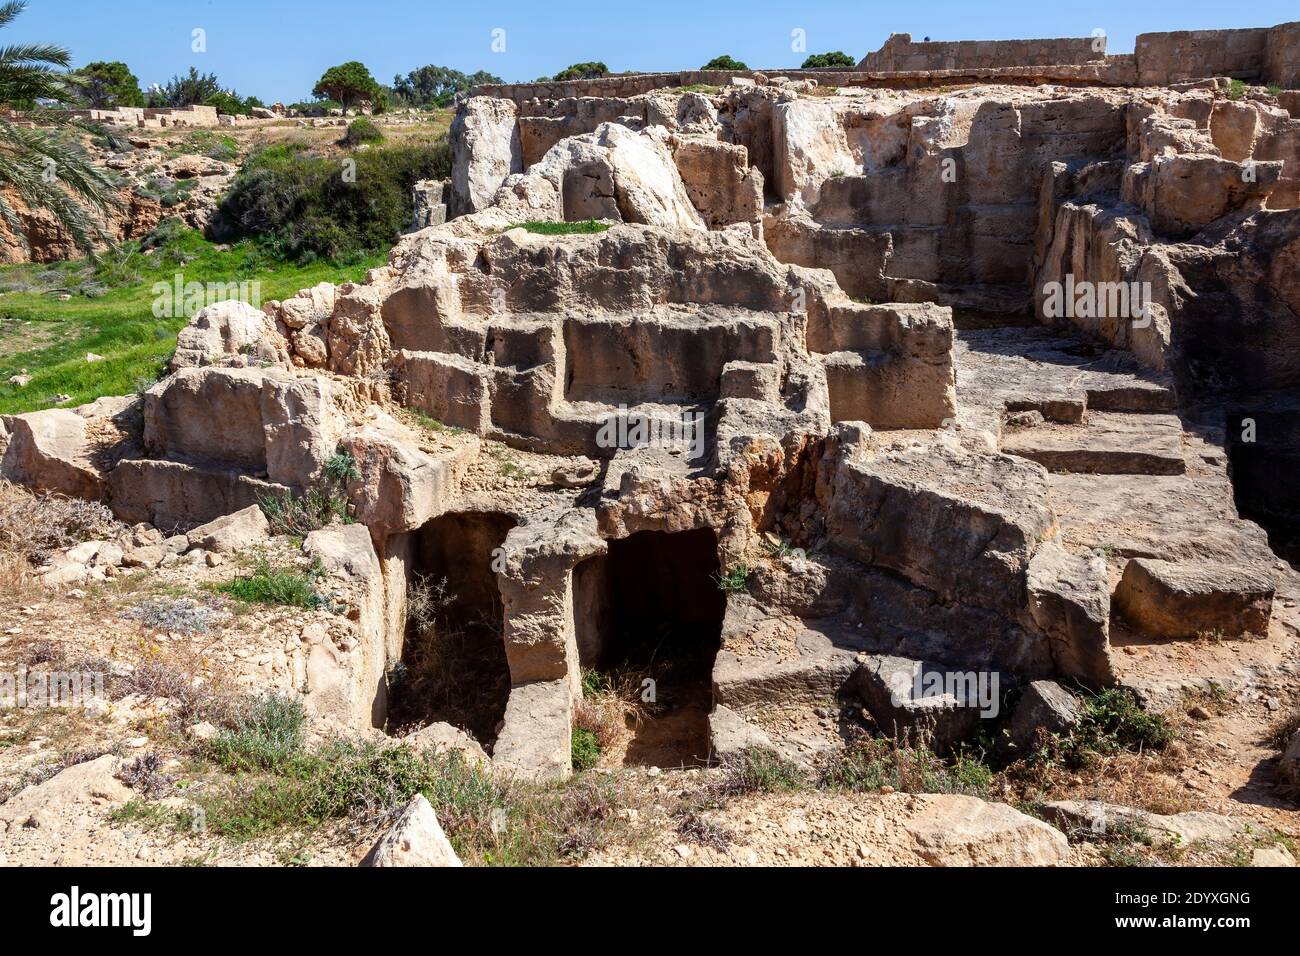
409,410,465,435
509,219,611,235
571,727,601,771
1227,78,1248,101
216,558,323,609
0,223,383,415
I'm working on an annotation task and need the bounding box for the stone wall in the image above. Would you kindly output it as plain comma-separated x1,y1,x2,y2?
1134,27,1270,85
462,20,1300,104
858,33,1105,72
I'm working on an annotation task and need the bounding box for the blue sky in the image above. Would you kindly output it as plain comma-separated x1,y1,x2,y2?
6,0,1297,103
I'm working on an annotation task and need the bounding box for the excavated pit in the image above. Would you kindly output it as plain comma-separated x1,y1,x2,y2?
575,528,726,767
388,511,516,747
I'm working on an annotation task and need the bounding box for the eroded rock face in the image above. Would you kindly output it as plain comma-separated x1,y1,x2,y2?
4,72,1291,788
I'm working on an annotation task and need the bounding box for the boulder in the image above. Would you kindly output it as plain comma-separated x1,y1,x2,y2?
301,525,389,730
1008,680,1080,752
851,654,985,753
450,96,521,216
185,504,271,554
903,794,1071,866
0,755,132,832
171,299,290,370
1280,729,1300,786
361,794,462,867
1026,541,1114,683
0,409,105,500
402,721,490,766
1113,557,1274,640
1040,800,1248,844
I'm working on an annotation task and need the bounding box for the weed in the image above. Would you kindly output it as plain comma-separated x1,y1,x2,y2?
258,487,351,536
323,449,360,484
205,692,306,773
216,559,323,609
571,727,601,771
714,747,808,796
122,595,225,635
1227,78,1247,100
117,752,176,799
716,563,751,592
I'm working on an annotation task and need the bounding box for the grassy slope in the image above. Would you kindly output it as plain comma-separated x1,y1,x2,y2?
0,228,383,415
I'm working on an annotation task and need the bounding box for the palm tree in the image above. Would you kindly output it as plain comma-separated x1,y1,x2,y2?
0,0,118,256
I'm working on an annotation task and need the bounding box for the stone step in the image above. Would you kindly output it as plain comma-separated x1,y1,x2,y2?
1001,412,1185,475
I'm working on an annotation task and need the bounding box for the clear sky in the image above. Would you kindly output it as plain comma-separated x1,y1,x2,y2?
6,0,1297,103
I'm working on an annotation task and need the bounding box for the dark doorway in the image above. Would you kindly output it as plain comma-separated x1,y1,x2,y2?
575,528,726,767
388,512,516,747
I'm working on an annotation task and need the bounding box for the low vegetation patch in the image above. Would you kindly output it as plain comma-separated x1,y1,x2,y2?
713,747,808,796
0,223,380,415
218,140,451,262
509,219,610,235
216,559,323,609
343,117,384,147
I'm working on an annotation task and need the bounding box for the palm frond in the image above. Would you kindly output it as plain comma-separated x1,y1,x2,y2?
0,2,28,31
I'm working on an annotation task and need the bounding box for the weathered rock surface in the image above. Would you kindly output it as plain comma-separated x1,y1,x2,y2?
903,794,1071,866
361,794,462,867
1114,557,1275,639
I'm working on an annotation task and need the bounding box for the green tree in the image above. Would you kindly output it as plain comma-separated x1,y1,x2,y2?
701,55,748,70
147,66,221,107
69,60,144,108
312,61,381,110
392,65,502,107
204,89,261,116
801,51,856,69
0,0,119,257
552,61,608,82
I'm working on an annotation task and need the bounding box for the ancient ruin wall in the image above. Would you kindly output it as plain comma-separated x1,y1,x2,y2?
858,34,1106,72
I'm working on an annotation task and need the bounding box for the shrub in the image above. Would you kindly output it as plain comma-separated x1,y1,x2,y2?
819,737,993,796
701,55,748,71
1227,78,1247,100
343,117,384,147
801,51,856,69
258,487,351,536
571,727,601,771
714,747,807,796
218,140,452,261
206,692,306,772
0,480,123,564
217,559,323,609
553,61,609,82
122,596,224,635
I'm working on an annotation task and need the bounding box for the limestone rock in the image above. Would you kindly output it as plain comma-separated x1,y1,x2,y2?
1025,541,1114,684
1009,680,1080,751
852,654,984,753
0,409,105,500
361,794,462,867
903,794,1071,866
0,756,132,832
402,721,490,766
185,504,271,554
1113,557,1274,640
171,299,290,370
